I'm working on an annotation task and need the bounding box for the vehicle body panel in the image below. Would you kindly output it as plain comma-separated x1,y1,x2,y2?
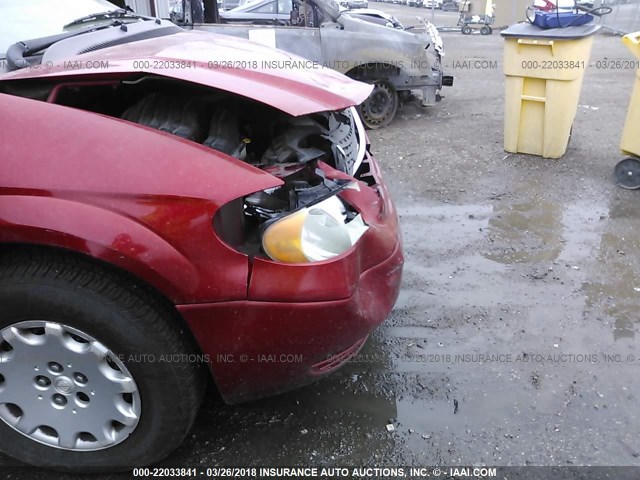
180,182,403,403
196,19,443,103
0,17,403,403
348,8,405,28
247,157,398,302
179,0,448,105
206,24,324,60
220,0,294,21
1,30,373,116
0,92,281,304
347,0,369,8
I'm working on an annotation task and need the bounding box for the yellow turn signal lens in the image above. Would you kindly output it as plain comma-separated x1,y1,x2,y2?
261,196,369,264
262,210,309,263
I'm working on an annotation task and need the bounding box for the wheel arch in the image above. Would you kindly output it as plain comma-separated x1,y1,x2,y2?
345,62,405,88
0,242,212,468
0,241,210,377
0,195,202,303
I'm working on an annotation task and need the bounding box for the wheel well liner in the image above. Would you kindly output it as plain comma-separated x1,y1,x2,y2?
345,62,402,83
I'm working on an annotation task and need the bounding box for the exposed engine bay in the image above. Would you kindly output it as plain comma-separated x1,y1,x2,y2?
1,75,373,260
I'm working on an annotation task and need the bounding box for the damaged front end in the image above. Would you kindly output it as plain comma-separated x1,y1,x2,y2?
215,107,372,264
103,79,402,400
0,28,403,403
118,91,374,266
109,83,375,264
0,23,386,267
94,79,373,264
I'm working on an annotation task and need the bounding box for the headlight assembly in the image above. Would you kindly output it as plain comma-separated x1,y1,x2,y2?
262,196,368,264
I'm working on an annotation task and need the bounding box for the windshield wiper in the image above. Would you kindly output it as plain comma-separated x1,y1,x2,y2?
6,24,113,71
63,7,148,29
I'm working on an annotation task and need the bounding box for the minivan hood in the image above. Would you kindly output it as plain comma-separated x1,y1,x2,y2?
0,30,373,116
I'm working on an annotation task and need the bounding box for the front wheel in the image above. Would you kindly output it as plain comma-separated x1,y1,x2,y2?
358,80,399,130
480,25,492,35
461,25,472,35
0,250,206,471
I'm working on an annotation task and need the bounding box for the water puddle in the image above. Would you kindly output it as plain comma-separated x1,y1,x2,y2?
581,196,640,340
482,200,563,265
396,195,640,343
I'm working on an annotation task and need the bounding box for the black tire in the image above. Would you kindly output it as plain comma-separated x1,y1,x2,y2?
358,80,399,130
615,157,640,190
461,25,472,35
0,249,206,471
480,25,492,35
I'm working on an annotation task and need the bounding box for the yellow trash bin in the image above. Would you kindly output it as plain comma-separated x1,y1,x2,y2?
614,31,640,189
620,32,640,158
501,23,599,159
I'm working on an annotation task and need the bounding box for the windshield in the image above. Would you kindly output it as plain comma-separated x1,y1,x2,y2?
231,0,265,10
237,0,263,7
0,0,120,57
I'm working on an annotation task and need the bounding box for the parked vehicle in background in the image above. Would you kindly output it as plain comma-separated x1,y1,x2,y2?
348,0,369,8
0,0,404,470
348,8,405,28
424,0,443,8
408,0,424,7
175,0,452,128
442,0,459,10
221,0,242,9
218,0,293,23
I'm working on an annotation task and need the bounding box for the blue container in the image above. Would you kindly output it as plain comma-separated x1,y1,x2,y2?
533,11,594,29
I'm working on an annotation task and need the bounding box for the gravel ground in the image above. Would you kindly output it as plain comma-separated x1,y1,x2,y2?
3,7,640,479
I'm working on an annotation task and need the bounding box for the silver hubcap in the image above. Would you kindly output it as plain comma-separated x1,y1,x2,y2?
0,321,141,451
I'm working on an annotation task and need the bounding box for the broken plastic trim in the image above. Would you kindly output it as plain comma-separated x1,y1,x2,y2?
258,167,353,231
349,106,367,175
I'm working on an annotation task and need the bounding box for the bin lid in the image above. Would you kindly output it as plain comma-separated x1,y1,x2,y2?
501,22,600,39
